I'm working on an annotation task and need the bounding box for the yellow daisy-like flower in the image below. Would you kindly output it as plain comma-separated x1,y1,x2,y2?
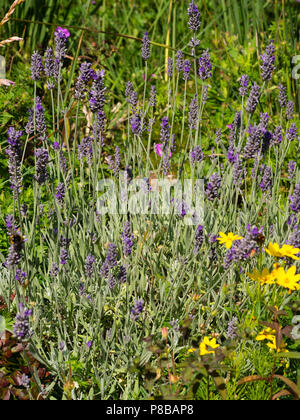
217,232,243,249
199,336,220,356
188,337,220,356
256,327,276,342
273,265,300,293
266,335,288,353
265,242,300,260
247,268,275,285
256,328,289,353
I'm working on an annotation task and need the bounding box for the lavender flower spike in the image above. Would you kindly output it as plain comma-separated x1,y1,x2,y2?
141,32,151,61
6,127,23,200
31,51,44,81
121,221,134,256
34,148,49,184
131,299,144,321
239,74,249,97
187,2,201,32
198,49,212,80
260,40,275,81
13,303,33,342
245,82,261,114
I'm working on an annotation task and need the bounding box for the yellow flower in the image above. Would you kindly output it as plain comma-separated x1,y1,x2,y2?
266,335,288,353
274,265,300,293
188,337,220,356
217,232,243,249
247,268,275,285
199,336,220,356
256,327,276,341
265,242,300,260
256,328,288,353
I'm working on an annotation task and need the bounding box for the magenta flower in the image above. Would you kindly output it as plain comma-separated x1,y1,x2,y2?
55,27,70,39
154,143,172,158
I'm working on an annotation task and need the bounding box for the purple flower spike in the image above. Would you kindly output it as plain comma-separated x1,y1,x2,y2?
198,49,212,80
131,299,144,321
141,32,151,61
31,51,44,81
121,221,134,257
260,40,276,81
187,2,201,32
239,74,249,97
246,82,261,114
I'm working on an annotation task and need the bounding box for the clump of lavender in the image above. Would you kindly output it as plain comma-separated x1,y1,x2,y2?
278,84,287,108
190,145,204,165
85,255,96,278
198,49,212,80
75,61,95,100
13,304,33,342
141,32,151,61
245,82,260,114
205,172,221,201
34,148,49,185
239,74,249,97
121,221,134,257
187,2,201,32
289,183,300,214
6,127,23,200
194,225,204,253
30,51,44,81
260,40,275,81
131,299,144,321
